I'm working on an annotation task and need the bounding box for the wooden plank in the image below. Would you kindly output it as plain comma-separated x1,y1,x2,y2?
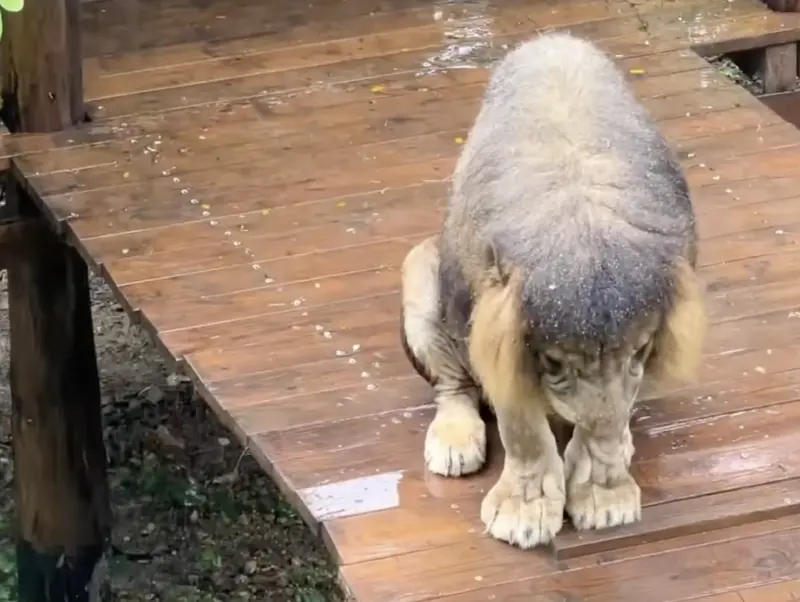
553,478,800,560
738,579,800,601
78,3,778,121
342,519,795,602
132,255,405,333
21,52,717,189
687,144,800,191
77,0,774,84
26,89,484,191
97,186,447,284
320,473,800,566
690,10,800,57
84,4,458,92
343,521,800,602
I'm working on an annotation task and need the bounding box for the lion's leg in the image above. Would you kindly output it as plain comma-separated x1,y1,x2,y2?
481,399,566,549
564,418,640,531
401,236,486,477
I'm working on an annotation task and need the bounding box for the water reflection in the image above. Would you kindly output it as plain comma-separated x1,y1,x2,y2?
300,470,405,520
420,0,504,75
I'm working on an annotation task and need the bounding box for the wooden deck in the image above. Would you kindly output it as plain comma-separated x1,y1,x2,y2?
6,0,800,599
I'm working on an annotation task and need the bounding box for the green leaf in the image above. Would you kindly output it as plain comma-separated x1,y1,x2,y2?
0,0,23,13
0,12,4,42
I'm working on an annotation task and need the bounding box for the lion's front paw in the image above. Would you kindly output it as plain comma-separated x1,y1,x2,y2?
424,402,486,477
480,470,565,549
567,474,641,531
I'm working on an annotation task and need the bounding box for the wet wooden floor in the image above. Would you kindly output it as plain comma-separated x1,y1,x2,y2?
6,0,800,599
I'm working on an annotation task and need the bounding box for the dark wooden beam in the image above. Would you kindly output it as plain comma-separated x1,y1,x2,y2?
757,43,799,93
0,1,112,600
762,0,800,11
8,196,112,602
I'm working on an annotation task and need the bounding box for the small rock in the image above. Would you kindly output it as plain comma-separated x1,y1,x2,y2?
146,385,164,403
154,424,185,450
243,559,257,575
166,372,191,387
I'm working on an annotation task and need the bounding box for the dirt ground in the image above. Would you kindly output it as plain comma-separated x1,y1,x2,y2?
0,270,343,602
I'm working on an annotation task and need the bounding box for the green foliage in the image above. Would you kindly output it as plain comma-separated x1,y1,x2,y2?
0,0,25,41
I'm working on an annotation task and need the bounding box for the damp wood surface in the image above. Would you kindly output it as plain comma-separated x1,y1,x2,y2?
7,0,800,600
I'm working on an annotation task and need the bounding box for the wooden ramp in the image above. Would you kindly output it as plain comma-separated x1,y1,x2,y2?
6,0,800,599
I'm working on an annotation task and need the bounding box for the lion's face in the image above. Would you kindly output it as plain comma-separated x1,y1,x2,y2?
535,319,659,432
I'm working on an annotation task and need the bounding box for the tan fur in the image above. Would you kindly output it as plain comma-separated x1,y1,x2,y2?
564,424,640,530
467,268,539,411
647,258,708,385
465,264,568,547
402,33,707,549
401,236,487,478
481,397,566,548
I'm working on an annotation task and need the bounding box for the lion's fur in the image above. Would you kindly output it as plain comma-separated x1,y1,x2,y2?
400,33,707,544
468,265,541,410
648,257,707,383
437,32,705,396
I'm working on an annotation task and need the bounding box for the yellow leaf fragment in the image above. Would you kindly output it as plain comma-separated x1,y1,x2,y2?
454,136,465,144
629,68,645,75
370,84,386,93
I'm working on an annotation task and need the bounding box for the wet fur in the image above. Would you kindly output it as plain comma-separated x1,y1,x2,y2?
439,33,706,390
401,33,707,547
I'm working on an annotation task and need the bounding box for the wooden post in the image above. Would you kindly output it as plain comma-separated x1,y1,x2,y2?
0,0,86,132
757,43,799,93
0,1,111,601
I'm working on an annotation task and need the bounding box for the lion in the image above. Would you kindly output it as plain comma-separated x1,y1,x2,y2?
399,33,706,550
